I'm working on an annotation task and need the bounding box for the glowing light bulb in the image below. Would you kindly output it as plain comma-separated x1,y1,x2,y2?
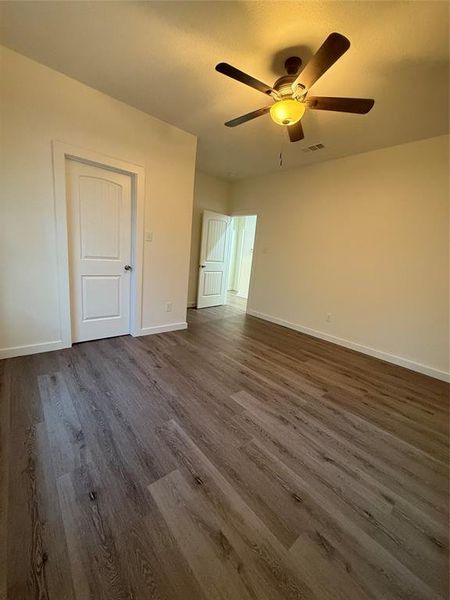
270,99,305,126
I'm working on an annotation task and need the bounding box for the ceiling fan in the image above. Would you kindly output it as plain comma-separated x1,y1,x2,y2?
216,32,374,142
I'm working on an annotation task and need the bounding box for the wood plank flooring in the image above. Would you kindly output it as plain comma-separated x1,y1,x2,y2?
1,304,448,599
226,291,247,311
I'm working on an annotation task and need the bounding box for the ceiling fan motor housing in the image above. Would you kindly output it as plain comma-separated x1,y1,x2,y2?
273,72,307,100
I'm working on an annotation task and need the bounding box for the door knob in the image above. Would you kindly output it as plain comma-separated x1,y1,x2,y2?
124,264,133,271
200,264,206,268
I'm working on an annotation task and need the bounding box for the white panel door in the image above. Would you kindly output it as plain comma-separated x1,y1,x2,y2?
66,160,132,342
197,210,231,309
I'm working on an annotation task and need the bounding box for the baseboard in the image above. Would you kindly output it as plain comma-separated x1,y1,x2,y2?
246,309,449,382
135,322,188,336
187,301,196,308
1,323,189,358
0,340,67,360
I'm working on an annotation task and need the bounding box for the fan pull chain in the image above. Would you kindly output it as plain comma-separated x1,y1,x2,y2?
278,123,286,169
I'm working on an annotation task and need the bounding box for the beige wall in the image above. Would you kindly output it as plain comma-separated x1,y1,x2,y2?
0,46,197,357
188,171,230,305
231,135,449,380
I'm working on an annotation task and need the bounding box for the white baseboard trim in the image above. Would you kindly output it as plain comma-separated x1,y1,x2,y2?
187,302,196,308
247,309,449,382
0,340,67,360
1,322,189,358
135,322,188,337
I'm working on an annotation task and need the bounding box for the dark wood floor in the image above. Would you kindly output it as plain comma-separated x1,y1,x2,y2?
1,304,448,600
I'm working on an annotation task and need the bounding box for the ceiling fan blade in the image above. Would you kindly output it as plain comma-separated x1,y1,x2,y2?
288,120,305,142
225,106,272,127
216,62,277,96
292,32,350,91
306,96,374,114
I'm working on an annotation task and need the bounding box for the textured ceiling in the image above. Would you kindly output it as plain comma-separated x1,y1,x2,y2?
1,1,448,180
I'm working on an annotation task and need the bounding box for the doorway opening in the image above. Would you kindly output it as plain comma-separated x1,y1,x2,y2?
226,215,257,312
196,210,257,312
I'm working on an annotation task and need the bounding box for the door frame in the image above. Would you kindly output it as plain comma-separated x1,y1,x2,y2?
52,141,145,348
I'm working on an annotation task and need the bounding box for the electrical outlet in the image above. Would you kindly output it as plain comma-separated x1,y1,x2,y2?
166,302,173,312
326,312,332,322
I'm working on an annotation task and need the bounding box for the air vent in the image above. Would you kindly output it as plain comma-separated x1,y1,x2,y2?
302,143,325,153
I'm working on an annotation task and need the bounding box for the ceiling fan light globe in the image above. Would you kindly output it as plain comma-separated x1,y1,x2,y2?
270,99,305,126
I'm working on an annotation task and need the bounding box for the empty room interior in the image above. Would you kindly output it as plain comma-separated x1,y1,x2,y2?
0,2,449,599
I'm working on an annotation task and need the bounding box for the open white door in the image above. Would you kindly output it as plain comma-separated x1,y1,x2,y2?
66,160,132,342
197,210,231,309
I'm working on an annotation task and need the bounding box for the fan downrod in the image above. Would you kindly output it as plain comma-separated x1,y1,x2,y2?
284,56,302,75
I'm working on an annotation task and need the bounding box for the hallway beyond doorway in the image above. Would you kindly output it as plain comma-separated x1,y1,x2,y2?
226,290,247,312
227,215,257,310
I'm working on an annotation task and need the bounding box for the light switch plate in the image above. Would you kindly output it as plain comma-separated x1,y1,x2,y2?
145,231,153,242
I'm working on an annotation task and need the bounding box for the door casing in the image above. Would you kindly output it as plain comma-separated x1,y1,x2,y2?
52,141,145,348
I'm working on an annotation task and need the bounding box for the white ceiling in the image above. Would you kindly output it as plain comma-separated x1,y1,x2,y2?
1,1,448,180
